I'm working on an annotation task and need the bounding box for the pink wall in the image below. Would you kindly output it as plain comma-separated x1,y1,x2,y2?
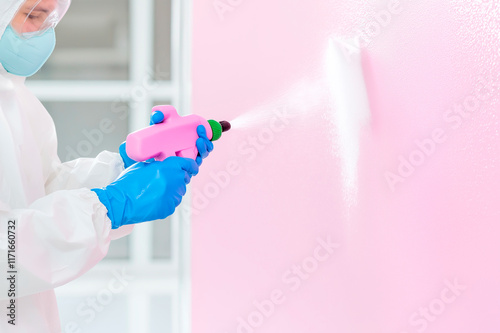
191,1,500,332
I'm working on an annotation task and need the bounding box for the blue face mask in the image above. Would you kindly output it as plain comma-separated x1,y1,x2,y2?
0,26,56,77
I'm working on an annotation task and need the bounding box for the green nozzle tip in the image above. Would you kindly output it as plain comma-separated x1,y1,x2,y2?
208,120,222,141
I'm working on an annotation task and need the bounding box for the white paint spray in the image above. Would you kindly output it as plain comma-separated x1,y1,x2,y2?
228,38,371,209
230,79,326,129
326,38,371,207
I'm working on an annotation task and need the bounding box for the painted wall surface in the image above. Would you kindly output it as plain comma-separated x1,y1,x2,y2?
191,1,500,332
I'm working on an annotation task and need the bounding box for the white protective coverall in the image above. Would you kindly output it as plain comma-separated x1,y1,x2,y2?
0,1,134,332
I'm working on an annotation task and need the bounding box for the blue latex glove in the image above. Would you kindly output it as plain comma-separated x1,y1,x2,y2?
92,157,199,229
195,124,214,166
120,111,214,168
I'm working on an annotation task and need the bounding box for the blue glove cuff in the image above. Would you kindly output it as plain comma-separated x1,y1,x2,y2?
91,188,121,229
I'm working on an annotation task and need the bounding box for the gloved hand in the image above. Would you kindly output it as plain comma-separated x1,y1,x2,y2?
195,124,214,166
119,111,214,168
91,157,199,229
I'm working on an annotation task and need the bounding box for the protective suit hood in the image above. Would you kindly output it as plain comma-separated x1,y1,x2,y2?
0,0,24,35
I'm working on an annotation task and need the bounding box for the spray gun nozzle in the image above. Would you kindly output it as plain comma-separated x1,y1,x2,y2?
208,120,231,141
219,121,231,133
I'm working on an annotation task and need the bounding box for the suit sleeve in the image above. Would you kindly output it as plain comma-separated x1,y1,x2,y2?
44,151,134,240
0,188,113,299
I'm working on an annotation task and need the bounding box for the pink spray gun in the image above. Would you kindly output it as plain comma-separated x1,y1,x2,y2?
125,105,231,162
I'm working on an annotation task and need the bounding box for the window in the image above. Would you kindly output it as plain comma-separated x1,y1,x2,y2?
27,0,192,331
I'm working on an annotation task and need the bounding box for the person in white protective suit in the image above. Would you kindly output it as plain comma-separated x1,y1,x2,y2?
0,0,213,332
